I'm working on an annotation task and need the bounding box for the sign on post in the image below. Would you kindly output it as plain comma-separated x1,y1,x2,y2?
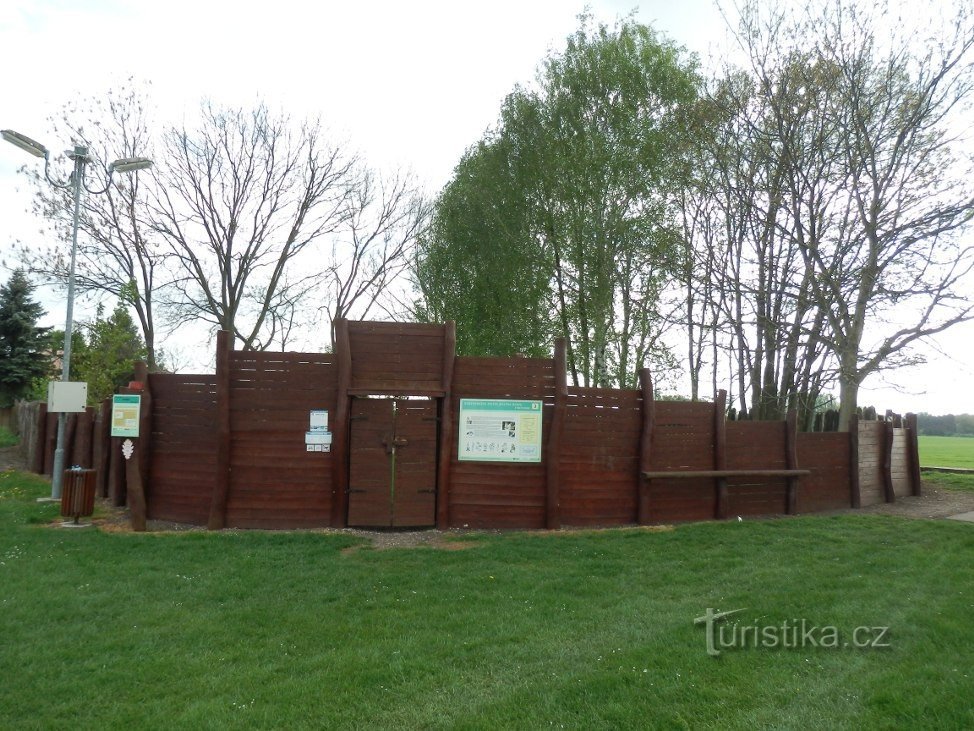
111,394,141,438
458,399,543,463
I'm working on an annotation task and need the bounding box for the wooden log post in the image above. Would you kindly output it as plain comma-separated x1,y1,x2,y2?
207,331,232,530
881,419,895,503
905,413,922,496
713,390,728,520
109,434,126,507
118,379,148,533
44,409,58,475
96,398,111,497
72,406,94,468
849,414,861,508
544,338,567,530
436,321,456,529
785,409,799,515
330,319,352,528
31,402,47,474
133,362,153,505
64,413,77,469
637,369,654,524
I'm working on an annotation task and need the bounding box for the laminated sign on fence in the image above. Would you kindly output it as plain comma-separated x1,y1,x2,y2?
111,394,141,438
458,399,542,463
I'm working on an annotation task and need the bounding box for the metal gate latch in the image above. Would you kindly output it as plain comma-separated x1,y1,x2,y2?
382,435,409,455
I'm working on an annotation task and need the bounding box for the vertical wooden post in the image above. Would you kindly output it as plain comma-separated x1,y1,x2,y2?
96,398,111,497
109,434,126,507
119,377,148,533
713,390,728,520
637,369,654,524
134,362,153,517
207,331,232,530
330,318,352,528
436,321,456,529
64,413,78,468
544,338,567,530
905,413,922,496
849,414,861,508
43,409,57,475
881,419,895,503
72,407,94,468
31,402,47,474
785,409,799,515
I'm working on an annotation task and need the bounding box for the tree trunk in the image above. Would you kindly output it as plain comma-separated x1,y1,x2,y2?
837,359,859,432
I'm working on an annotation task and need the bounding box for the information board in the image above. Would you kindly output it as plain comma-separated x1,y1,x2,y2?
458,399,542,463
111,394,141,438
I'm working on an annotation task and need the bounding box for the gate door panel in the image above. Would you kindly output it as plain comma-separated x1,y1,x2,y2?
347,397,437,528
348,399,396,526
392,400,437,527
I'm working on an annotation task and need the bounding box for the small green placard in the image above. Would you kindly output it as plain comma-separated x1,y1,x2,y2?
458,398,543,463
111,394,141,438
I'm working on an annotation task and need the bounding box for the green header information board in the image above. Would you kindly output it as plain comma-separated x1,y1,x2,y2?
111,394,141,438
458,399,543,463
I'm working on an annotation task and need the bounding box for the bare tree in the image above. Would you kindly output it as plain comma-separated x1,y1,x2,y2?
321,167,430,333
149,103,356,350
693,0,974,428
765,0,974,429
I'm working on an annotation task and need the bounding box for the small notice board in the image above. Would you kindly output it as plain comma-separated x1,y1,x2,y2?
458,399,543,463
111,394,141,438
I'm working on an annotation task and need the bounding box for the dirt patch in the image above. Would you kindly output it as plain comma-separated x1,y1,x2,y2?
0,445,28,473
840,480,974,520
339,529,484,553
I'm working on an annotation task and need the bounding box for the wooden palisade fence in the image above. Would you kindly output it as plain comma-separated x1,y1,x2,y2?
18,320,923,530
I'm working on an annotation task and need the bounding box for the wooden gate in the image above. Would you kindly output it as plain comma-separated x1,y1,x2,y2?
347,397,438,527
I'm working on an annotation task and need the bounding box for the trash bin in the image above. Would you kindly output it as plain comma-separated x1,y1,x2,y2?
61,468,97,524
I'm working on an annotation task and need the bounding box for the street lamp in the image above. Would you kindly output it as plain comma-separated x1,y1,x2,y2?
2,128,152,499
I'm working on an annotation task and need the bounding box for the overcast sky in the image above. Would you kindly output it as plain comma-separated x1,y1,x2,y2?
1,0,972,414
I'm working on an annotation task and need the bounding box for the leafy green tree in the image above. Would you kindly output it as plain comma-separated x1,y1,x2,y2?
73,303,148,403
414,15,701,386
0,270,50,407
414,136,551,357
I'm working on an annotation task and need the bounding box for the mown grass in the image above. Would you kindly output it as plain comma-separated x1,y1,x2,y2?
1,469,973,729
923,470,974,493
918,435,974,468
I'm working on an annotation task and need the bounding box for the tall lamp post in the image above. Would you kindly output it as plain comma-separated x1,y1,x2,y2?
1,129,152,500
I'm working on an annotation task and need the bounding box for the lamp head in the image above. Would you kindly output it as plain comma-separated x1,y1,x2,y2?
110,157,153,173
1,129,48,158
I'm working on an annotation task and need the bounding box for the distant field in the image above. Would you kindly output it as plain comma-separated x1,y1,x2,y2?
918,435,974,469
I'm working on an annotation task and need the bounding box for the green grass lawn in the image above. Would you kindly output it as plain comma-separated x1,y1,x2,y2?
2,469,973,729
922,470,974,492
918,435,974,468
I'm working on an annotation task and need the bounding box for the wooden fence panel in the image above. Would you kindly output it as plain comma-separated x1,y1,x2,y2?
449,356,555,528
146,373,218,523
349,321,445,394
796,432,851,512
857,421,886,506
559,387,642,526
226,351,336,529
647,401,715,522
725,421,788,517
